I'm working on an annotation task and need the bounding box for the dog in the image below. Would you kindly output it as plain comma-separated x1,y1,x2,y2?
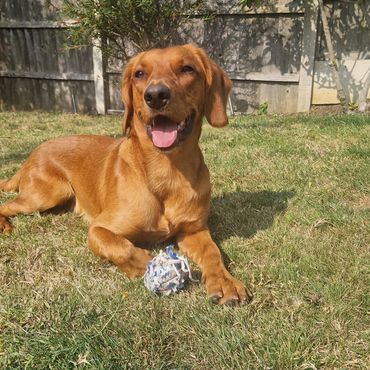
0,45,252,304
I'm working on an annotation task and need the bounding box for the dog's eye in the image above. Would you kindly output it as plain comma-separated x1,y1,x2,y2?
134,70,145,79
180,65,194,73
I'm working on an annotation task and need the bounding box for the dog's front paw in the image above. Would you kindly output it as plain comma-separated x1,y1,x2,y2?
118,248,153,279
204,270,253,305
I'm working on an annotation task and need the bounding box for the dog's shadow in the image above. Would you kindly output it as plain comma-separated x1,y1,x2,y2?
209,190,295,245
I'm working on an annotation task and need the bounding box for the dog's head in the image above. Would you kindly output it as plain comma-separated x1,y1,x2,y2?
121,44,231,152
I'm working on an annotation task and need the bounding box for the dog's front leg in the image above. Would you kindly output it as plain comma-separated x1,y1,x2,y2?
177,229,252,304
88,226,153,279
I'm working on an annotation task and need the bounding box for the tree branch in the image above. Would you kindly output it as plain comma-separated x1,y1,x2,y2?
318,0,349,110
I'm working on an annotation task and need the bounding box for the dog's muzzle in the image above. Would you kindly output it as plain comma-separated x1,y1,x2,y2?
145,112,195,151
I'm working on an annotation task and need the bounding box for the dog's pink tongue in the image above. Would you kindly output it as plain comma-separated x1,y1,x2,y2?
152,118,177,148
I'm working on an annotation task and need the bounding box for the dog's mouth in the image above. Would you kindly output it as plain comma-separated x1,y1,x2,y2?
145,112,195,151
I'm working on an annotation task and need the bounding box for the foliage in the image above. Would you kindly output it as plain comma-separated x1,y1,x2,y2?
256,101,268,115
348,101,358,111
50,0,207,59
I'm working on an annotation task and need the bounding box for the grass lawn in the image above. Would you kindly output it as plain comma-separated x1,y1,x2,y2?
0,111,369,369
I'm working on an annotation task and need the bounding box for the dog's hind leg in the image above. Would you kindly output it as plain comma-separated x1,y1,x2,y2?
0,177,73,235
0,172,21,234
0,171,21,192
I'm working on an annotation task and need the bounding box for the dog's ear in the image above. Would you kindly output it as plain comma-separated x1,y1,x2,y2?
205,60,232,127
121,59,134,136
191,46,232,127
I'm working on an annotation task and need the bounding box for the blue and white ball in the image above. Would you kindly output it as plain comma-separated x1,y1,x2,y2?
144,245,196,295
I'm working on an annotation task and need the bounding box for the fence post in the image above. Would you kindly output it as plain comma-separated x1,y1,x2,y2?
297,0,319,112
92,39,106,114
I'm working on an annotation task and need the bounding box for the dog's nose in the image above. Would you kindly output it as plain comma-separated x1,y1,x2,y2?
144,84,171,110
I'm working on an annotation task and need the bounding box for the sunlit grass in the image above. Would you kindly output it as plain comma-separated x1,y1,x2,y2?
0,111,369,369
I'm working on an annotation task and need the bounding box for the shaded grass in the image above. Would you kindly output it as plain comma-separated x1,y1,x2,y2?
0,111,369,369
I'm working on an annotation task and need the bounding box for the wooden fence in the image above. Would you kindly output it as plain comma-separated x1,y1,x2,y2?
0,0,369,114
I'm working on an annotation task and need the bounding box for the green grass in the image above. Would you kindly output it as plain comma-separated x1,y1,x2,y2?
0,111,369,369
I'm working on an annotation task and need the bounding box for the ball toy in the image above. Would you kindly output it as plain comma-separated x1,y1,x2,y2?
144,245,196,295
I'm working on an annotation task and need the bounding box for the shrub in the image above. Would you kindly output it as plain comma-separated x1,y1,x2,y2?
50,0,207,59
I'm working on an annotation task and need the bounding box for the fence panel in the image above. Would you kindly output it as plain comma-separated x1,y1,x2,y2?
0,0,369,114
0,0,96,113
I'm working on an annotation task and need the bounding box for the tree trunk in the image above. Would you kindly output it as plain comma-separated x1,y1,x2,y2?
318,0,349,111
358,71,370,112
358,0,370,112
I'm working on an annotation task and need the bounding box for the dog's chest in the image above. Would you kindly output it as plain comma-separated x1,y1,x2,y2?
131,163,210,244
136,196,202,245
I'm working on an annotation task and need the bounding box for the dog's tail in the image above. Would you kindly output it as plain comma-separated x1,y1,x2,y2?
0,170,21,192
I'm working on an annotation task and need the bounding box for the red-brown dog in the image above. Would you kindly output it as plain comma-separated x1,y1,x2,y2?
0,45,252,304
